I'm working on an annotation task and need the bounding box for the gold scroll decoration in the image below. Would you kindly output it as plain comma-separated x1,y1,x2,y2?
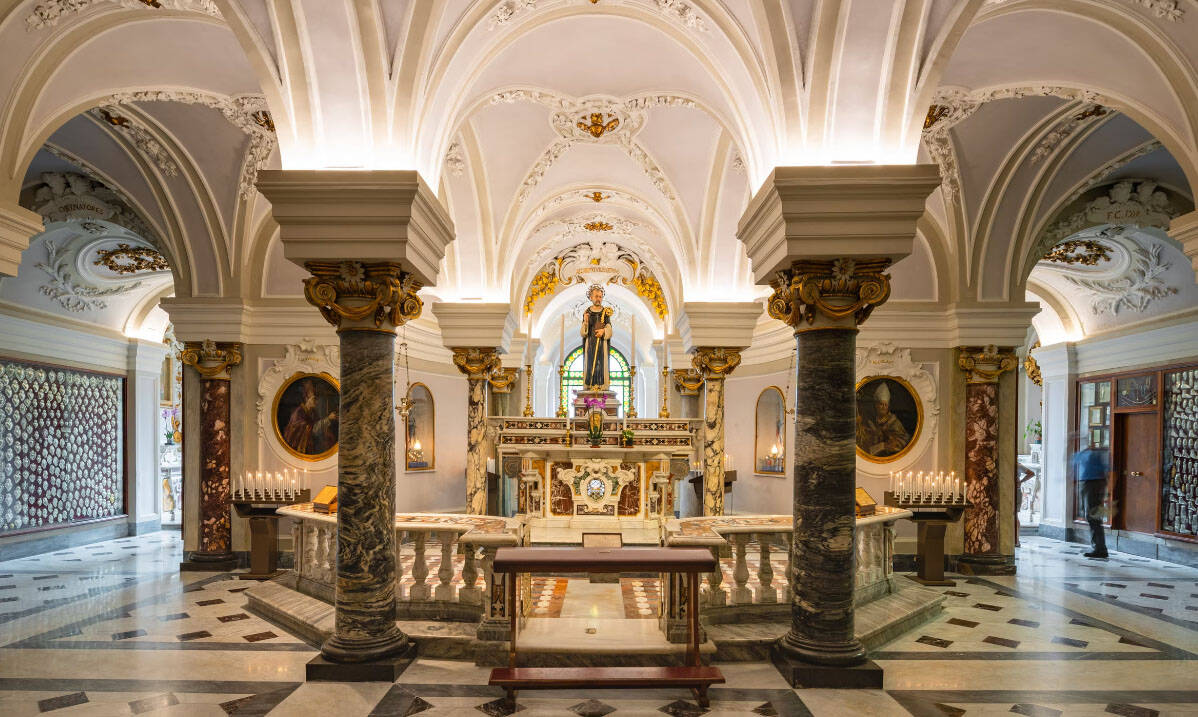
303,261,423,332
179,339,242,380
768,258,891,330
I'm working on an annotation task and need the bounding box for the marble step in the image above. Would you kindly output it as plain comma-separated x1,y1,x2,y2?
706,579,945,661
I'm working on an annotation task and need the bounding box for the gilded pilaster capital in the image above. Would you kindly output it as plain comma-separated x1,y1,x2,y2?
180,339,242,380
691,347,742,379
451,347,503,380
488,366,519,393
1023,341,1042,387
767,258,891,331
302,261,423,332
958,344,1017,384
672,368,704,396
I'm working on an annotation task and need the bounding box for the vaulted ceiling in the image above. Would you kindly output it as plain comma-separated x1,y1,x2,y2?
0,0,1195,347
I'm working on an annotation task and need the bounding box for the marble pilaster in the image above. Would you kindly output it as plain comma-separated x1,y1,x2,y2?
768,259,891,669
692,347,742,516
304,260,423,665
453,348,502,515
958,345,1017,572
179,340,241,570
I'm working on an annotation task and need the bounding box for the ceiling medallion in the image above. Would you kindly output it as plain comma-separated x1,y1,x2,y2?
577,112,620,139
1042,239,1111,265
584,221,613,232
93,243,170,274
585,191,609,203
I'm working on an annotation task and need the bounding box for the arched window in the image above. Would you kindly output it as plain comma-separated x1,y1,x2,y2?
561,345,632,415
755,387,786,474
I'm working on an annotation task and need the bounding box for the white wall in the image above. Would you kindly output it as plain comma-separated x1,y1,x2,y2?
725,370,793,515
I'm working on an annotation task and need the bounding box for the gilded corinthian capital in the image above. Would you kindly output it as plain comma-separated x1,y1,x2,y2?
767,258,891,331
958,345,1017,384
451,347,502,380
303,261,423,332
180,339,242,380
691,347,742,378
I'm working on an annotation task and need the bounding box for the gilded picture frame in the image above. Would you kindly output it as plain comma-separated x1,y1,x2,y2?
272,372,340,461
754,386,786,475
404,382,435,472
854,375,923,463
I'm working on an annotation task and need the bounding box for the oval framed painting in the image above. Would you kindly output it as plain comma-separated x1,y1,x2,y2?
272,372,340,461
855,375,922,463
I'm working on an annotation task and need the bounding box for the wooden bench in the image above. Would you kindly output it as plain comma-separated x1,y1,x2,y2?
487,546,723,707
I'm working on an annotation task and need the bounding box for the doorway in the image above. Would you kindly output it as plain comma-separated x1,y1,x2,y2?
1115,412,1159,534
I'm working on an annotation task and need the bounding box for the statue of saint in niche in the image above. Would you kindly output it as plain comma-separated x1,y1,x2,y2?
580,284,613,390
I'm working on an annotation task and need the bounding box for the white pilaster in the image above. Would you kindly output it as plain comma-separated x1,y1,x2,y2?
125,340,170,533
1036,343,1077,532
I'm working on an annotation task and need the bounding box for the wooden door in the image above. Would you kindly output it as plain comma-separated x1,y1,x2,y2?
1116,412,1159,534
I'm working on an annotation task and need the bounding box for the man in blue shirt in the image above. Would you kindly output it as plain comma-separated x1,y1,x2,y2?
1072,435,1111,558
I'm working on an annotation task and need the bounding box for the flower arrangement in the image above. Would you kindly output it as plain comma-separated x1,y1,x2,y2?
583,396,606,410
620,427,634,447
1024,419,1042,444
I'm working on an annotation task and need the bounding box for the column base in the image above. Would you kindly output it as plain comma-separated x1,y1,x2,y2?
180,552,238,572
771,642,882,688
957,553,1016,576
307,639,416,682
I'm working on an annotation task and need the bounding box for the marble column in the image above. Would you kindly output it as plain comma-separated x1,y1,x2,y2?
958,345,1017,572
303,261,423,664
179,340,241,570
692,347,742,516
452,348,502,515
769,259,892,669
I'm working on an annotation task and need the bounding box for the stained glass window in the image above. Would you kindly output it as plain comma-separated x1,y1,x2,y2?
561,345,632,416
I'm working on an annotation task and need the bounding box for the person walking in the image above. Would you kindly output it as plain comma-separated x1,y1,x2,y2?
1072,434,1111,558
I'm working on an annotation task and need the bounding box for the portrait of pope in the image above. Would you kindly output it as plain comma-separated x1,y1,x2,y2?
855,378,919,461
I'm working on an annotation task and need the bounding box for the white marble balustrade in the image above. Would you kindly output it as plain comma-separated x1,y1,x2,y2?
662,507,910,626
279,504,522,628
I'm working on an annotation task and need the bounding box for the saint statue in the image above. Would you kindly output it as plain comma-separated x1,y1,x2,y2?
856,381,910,457
580,284,613,390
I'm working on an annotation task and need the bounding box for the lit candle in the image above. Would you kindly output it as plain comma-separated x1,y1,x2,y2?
888,471,894,494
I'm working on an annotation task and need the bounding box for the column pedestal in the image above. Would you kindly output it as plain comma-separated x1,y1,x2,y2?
179,340,241,572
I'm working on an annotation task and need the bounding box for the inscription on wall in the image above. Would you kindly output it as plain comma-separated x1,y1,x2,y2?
0,358,125,534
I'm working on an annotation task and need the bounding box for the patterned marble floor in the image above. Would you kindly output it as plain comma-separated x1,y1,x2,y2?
0,532,1195,715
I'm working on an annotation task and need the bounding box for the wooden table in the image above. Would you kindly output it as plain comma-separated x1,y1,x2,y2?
488,546,724,707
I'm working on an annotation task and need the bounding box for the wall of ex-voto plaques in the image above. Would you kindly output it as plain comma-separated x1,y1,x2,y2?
1163,366,1198,537
0,357,124,534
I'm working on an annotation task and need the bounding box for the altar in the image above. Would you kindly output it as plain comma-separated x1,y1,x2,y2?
489,415,699,544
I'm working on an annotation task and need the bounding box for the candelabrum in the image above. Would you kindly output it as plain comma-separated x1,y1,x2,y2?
522,363,534,417
628,365,638,418
886,469,967,505
659,366,670,418
556,366,567,417
232,470,310,504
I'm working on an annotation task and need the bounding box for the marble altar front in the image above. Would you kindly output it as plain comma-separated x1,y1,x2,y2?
490,416,699,544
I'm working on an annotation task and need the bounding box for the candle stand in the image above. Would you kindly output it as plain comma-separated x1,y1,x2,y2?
884,492,970,586
232,488,310,580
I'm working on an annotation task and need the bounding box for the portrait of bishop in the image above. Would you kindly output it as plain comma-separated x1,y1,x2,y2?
580,284,613,390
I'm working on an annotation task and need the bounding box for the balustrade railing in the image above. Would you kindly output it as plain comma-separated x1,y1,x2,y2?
280,504,909,647
279,505,521,638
